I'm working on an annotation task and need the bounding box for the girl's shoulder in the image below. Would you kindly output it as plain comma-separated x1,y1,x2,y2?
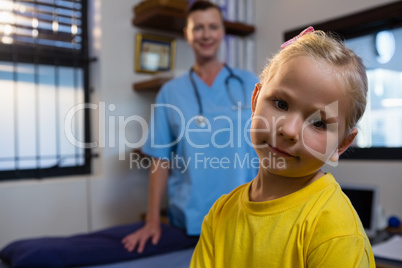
308,183,368,243
209,182,251,215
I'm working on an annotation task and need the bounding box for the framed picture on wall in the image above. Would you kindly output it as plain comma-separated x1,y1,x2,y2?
135,33,176,73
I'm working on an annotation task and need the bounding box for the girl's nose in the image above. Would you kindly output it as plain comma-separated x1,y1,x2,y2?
277,114,301,142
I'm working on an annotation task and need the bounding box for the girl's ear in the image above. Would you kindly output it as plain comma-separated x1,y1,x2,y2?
251,83,261,118
329,128,358,162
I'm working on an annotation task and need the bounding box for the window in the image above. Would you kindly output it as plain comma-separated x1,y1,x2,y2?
284,1,402,160
0,0,91,180
345,29,402,149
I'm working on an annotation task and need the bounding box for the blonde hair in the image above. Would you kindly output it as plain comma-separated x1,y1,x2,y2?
260,30,367,132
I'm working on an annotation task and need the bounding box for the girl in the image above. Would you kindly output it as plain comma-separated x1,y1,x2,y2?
190,27,375,267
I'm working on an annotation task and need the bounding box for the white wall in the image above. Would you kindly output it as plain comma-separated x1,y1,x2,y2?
0,177,88,248
0,0,401,250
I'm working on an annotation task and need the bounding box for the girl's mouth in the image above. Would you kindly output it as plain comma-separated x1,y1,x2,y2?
268,144,296,158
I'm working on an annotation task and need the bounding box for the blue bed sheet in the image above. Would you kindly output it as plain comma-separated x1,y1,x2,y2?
0,248,194,268
80,248,194,268
0,222,198,268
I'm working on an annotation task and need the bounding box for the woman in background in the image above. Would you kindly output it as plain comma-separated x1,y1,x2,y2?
122,0,259,255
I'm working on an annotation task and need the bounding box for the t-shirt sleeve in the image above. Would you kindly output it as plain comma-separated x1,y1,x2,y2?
307,235,375,268
141,86,175,159
189,200,219,268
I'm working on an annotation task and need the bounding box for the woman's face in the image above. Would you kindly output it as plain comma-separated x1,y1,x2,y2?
184,8,224,62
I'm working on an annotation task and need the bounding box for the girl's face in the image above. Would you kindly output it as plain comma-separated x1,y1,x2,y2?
251,56,356,178
184,8,224,62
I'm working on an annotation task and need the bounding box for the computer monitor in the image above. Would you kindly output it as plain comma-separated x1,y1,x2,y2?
340,184,379,238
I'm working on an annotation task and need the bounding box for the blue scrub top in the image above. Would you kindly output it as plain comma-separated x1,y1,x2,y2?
142,66,259,235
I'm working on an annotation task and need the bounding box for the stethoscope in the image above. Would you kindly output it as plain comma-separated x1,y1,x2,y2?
189,64,249,127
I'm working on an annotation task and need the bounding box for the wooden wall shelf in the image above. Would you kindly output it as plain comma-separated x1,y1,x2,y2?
132,7,255,37
133,76,173,92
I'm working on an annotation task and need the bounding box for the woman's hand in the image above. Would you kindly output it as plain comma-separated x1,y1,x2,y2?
121,221,162,253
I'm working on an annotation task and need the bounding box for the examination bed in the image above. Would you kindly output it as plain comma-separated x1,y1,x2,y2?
0,248,194,268
0,222,196,268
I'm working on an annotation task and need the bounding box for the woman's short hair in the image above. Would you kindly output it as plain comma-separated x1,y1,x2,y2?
185,0,224,26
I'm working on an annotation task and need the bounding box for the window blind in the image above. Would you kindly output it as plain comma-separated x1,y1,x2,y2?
0,0,83,51
0,0,91,180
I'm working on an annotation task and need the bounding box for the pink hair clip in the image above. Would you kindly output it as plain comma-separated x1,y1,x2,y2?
281,26,315,49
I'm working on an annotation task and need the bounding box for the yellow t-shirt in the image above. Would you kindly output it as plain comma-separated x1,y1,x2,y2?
190,173,375,268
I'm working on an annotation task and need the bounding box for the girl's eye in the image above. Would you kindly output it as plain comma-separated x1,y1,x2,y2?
274,99,288,111
311,120,327,129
